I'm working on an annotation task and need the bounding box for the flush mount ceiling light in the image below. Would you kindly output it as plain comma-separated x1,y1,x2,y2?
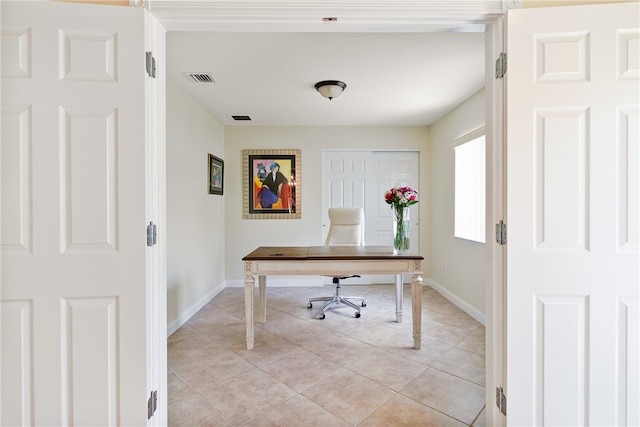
314,80,346,100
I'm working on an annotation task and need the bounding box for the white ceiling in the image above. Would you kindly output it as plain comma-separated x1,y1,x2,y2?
166,31,486,127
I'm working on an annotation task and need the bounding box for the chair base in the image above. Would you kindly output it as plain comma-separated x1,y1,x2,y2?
308,277,366,319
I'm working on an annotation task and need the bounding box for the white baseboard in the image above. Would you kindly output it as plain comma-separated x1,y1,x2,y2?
425,278,486,326
167,283,225,337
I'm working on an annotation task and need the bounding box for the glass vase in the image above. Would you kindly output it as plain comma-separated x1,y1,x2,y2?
393,206,410,254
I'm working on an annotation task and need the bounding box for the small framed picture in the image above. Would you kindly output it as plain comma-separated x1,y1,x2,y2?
208,154,224,195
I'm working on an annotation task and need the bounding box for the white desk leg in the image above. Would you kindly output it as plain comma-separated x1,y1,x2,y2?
258,275,266,323
395,274,403,323
411,274,423,349
244,272,255,350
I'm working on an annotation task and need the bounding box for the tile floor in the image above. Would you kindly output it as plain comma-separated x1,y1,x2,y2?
168,284,486,426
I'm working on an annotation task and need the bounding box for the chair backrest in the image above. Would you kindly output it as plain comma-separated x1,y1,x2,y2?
324,208,365,246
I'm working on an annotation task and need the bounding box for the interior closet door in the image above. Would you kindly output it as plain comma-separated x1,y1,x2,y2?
322,150,420,284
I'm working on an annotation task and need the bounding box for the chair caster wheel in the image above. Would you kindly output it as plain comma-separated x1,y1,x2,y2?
361,302,367,307
319,313,326,320
355,312,361,318
307,302,312,309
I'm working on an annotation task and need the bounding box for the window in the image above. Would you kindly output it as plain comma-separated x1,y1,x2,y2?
452,128,486,243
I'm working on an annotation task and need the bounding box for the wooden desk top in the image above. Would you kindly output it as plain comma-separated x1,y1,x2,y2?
242,246,424,261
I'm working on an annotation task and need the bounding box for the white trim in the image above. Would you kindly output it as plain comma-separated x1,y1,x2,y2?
484,15,506,427
425,278,486,325
449,126,486,149
150,0,502,32
167,283,225,336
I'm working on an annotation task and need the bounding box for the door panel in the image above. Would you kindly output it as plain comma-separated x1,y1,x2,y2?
1,2,149,425
369,152,420,250
506,3,639,426
323,150,420,284
323,151,370,240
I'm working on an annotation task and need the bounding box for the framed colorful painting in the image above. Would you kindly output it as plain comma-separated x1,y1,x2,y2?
208,154,224,195
243,149,300,219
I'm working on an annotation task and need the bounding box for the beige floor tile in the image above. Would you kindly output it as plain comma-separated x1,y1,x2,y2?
231,333,300,366
432,347,486,386
382,333,455,367
199,322,248,349
340,319,403,347
359,394,467,427
472,405,486,426
457,326,486,356
168,324,202,345
400,368,485,425
300,332,377,367
168,384,230,427
168,370,196,404
428,309,480,331
199,369,296,426
186,307,236,331
168,334,224,369
422,319,471,347
302,368,395,425
258,312,336,343
168,403,230,427
257,346,343,392
346,348,428,391
244,394,350,427
171,348,256,391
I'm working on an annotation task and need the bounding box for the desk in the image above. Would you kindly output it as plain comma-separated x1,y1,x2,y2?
242,246,424,350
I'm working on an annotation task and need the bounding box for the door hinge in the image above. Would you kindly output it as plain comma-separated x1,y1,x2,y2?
495,220,507,245
146,221,157,247
496,386,507,416
147,390,158,419
495,52,507,79
146,51,156,78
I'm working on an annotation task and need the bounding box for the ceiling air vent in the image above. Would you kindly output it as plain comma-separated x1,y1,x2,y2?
231,115,252,121
185,72,215,83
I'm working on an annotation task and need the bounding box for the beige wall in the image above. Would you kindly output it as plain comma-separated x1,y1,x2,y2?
427,89,486,316
166,78,226,333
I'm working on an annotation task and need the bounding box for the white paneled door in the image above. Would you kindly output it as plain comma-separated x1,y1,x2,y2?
1,2,156,425
322,150,420,283
506,3,639,426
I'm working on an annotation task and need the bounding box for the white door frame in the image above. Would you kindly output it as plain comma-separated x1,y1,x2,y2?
484,14,506,427
146,12,168,426
148,2,506,425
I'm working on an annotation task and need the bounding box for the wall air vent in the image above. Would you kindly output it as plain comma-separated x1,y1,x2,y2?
231,115,252,121
185,72,215,83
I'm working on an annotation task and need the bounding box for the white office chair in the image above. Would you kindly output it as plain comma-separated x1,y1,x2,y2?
307,207,367,319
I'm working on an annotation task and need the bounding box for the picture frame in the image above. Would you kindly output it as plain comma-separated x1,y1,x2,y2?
208,154,224,195
243,149,300,219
